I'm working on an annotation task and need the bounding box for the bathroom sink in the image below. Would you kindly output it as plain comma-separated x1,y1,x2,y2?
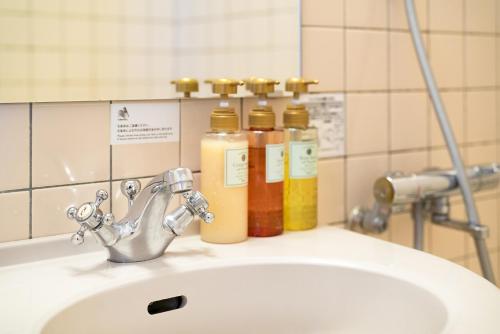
1,227,498,333
41,261,447,334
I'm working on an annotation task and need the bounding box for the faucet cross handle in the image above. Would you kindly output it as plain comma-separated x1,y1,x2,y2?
183,191,214,224
66,190,114,245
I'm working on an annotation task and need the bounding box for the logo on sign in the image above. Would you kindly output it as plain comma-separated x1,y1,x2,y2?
118,107,129,121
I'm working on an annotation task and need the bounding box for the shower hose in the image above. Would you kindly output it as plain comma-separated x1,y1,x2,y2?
404,0,495,283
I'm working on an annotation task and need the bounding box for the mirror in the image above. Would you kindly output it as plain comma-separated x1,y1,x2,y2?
0,0,300,103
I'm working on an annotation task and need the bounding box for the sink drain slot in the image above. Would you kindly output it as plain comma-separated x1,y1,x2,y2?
147,295,187,315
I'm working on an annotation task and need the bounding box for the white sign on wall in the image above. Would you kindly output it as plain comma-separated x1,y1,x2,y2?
301,93,345,158
110,102,180,145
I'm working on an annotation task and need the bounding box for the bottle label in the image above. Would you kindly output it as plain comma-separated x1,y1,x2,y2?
266,143,284,183
224,147,249,187
289,141,318,179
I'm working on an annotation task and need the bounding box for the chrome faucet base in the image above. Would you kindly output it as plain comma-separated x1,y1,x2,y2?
66,168,213,263
105,236,175,263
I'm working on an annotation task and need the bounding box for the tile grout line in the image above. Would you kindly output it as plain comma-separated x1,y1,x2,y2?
109,101,113,213
178,98,182,169
462,0,471,260
301,25,500,37
3,137,499,196
28,102,33,239
342,0,348,225
386,0,392,241
426,0,433,252
497,0,500,278
495,0,500,277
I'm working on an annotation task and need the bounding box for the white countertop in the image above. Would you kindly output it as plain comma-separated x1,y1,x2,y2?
0,227,499,333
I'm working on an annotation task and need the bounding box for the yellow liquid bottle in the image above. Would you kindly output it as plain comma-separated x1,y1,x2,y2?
282,78,319,231
284,127,318,230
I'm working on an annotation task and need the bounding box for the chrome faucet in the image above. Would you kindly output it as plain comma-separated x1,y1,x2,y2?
66,168,214,263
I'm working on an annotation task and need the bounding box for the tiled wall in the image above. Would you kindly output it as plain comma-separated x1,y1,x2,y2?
0,0,299,102
0,0,499,282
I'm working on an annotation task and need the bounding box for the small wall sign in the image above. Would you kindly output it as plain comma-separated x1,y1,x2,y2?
301,93,345,158
110,101,180,145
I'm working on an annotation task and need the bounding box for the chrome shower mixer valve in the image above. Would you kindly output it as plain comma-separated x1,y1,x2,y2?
66,168,214,263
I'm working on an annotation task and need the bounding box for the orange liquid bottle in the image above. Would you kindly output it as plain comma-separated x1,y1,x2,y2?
245,78,284,237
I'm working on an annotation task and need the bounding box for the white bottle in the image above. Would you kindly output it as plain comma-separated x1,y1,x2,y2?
200,79,248,243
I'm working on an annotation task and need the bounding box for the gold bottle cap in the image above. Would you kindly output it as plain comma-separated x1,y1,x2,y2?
170,78,199,97
245,78,280,129
283,77,318,129
205,79,243,132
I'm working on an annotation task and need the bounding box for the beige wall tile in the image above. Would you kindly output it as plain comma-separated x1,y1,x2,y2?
464,198,498,252
390,32,426,90
498,2,500,33
498,39,500,85
431,202,467,259
346,30,388,91
430,91,464,147
431,225,466,259
390,212,432,251
0,191,29,242
112,142,179,179
346,93,389,155
180,98,240,171
429,0,464,32
389,0,427,30
465,0,496,32
32,182,110,238
430,34,464,89
467,251,499,283
301,0,343,27
390,92,428,151
345,0,387,28
0,104,29,191
498,89,500,141
465,36,496,88
390,150,429,172
302,27,344,92
32,102,110,187
318,158,345,225
466,143,497,165
346,154,388,211
242,97,290,130
430,146,466,169
390,213,414,248
465,91,496,143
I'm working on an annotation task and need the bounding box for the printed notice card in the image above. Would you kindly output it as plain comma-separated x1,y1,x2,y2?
110,102,180,145
301,93,345,158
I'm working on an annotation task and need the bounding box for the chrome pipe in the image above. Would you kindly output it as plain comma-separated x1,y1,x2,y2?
405,0,495,283
411,202,425,251
374,164,500,205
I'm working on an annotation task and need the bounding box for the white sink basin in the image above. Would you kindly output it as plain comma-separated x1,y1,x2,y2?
42,261,447,334
1,227,498,333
